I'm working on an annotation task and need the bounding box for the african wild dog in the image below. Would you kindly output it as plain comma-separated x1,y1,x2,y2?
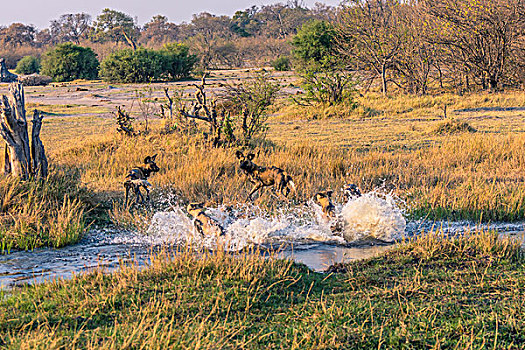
315,191,336,219
124,154,160,205
235,151,296,201
315,190,343,233
187,202,225,237
343,184,362,202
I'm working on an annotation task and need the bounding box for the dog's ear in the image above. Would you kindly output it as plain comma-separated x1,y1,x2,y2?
151,154,157,161
247,153,255,161
326,190,333,197
144,156,151,164
235,150,244,159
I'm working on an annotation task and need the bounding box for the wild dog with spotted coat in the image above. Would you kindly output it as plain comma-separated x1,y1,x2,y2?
187,202,225,237
315,190,344,233
236,151,296,201
124,154,160,204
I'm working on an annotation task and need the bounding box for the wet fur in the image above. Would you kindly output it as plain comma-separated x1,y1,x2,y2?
187,202,225,237
124,154,160,205
315,191,336,219
343,184,362,202
315,190,344,234
236,151,296,201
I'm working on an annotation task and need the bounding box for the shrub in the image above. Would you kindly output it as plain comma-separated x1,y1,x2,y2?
15,56,40,74
41,43,99,82
292,20,337,71
272,57,291,71
160,43,197,80
100,48,164,83
100,45,196,83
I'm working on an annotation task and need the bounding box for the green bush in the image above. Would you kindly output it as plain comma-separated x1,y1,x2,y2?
100,48,163,83
271,57,291,71
101,44,196,83
41,43,99,82
292,20,337,71
160,43,197,80
15,56,41,74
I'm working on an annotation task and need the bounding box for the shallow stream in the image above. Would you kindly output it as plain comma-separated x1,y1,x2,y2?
1,192,523,288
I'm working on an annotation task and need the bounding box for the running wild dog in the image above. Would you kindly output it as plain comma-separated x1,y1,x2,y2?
315,191,343,233
124,154,160,204
187,202,225,237
315,191,336,219
235,151,296,201
343,184,362,202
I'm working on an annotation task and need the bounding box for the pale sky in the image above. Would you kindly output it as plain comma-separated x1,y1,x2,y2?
1,0,341,29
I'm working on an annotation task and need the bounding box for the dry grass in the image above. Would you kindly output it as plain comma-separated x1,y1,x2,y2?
2,79,525,248
0,167,87,252
47,126,525,226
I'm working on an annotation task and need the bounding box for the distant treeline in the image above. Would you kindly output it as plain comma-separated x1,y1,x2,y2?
2,0,524,93
0,1,334,70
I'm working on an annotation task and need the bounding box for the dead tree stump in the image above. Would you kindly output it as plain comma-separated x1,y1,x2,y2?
0,58,17,83
0,83,48,179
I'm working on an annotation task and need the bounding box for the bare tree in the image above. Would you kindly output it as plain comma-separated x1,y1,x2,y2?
0,83,47,179
337,0,407,96
422,0,525,91
180,76,227,146
142,15,179,45
50,13,92,44
0,23,35,47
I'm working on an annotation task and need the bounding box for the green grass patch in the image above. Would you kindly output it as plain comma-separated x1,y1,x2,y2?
1,231,524,348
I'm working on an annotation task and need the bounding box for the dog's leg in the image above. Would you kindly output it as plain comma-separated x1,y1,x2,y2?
247,183,262,201
135,185,144,204
125,183,130,206
143,185,151,202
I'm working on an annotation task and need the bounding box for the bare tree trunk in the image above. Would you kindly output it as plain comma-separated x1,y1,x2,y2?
31,110,48,178
381,63,388,96
0,83,47,179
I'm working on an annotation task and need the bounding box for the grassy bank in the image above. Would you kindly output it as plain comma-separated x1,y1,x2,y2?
1,231,524,348
0,167,87,253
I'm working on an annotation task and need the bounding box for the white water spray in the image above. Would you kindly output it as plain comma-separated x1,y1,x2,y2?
135,190,407,251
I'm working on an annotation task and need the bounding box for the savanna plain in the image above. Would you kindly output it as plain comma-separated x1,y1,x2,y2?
0,69,525,348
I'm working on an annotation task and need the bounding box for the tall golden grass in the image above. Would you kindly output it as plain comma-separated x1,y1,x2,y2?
52,125,525,228
0,167,86,252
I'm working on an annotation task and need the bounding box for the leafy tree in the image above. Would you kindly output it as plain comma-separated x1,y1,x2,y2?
0,23,35,47
230,7,260,37
292,20,336,70
142,15,179,44
41,43,99,82
50,13,91,44
100,48,164,83
92,8,138,46
15,56,41,74
160,43,197,80
292,20,354,106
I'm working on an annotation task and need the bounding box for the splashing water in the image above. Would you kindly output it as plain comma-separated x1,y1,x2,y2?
340,191,406,243
140,191,407,251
